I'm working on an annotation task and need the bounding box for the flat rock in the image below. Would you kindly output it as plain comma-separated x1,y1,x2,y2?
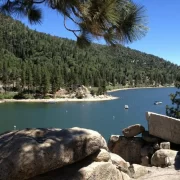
146,112,180,144
108,135,144,164
137,166,180,180
122,124,145,137
151,149,180,167
0,127,107,180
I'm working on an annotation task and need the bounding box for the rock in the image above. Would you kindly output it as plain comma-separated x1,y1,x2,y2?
122,124,145,137
146,112,180,144
137,166,180,180
110,153,131,176
153,142,160,150
151,149,180,167
142,131,160,143
29,157,124,180
141,146,154,156
93,149,110,162
141,156,150,166
0,128,107,180
110,152,130,169
108,135,144,164
75,85,92,99
129,164,148,179
108,135,119,150
160,142,170,149
55,88,68,97
121,172,131,180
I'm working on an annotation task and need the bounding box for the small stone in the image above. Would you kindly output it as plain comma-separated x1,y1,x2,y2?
122,124,145,138
153,142,160,150
160,142,170,149
93,149,111,162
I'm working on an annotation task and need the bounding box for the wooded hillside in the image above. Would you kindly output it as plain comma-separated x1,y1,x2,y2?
0,14,179,97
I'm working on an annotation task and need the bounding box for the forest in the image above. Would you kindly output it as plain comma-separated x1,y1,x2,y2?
0,13,179,98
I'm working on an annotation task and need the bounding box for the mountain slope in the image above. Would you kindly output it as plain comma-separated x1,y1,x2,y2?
0,13,179,95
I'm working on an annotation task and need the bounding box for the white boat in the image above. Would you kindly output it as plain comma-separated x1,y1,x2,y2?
124,105,129,109
154,101,162,105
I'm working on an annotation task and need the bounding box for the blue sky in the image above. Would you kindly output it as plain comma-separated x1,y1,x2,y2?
18,0,180,65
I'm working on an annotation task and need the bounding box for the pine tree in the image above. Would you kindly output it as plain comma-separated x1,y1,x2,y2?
27,67,33,93
21,63,26,91
2,62,8,93
33,65,42,93
41,67,50,96
0,0,147,46
166,75,180,119
51,68,62,95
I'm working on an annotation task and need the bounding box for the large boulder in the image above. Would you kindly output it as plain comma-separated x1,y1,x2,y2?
151,149,180,167
75,85,92,99
122,124,145,137
146,112,180,144
108,135,144,164
29,157,125,180
0,127,107,180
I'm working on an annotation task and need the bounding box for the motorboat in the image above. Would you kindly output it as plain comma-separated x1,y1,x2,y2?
124,105,129,109
154,101,162,105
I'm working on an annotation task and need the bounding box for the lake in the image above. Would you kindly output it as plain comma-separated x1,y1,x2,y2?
0,87,176,140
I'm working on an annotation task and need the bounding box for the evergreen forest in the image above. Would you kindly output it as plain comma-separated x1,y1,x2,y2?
0,14,179,98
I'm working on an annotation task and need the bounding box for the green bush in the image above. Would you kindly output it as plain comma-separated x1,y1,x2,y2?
13,93,34,99
0,93,16,99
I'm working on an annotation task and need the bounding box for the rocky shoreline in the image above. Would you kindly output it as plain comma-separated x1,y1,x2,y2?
0,85,119,103
0,112,179,180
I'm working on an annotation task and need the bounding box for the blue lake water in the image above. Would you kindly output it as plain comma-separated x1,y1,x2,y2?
0,87,176,140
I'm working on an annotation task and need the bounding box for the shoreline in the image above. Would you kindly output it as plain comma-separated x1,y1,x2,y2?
0,96,119,103
0,86,174,103
107,86,174,92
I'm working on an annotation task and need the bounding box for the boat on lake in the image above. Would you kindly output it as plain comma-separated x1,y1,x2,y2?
154,101,162,105
124,105,129,109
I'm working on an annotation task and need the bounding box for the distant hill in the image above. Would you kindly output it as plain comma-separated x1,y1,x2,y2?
0,13,179,96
